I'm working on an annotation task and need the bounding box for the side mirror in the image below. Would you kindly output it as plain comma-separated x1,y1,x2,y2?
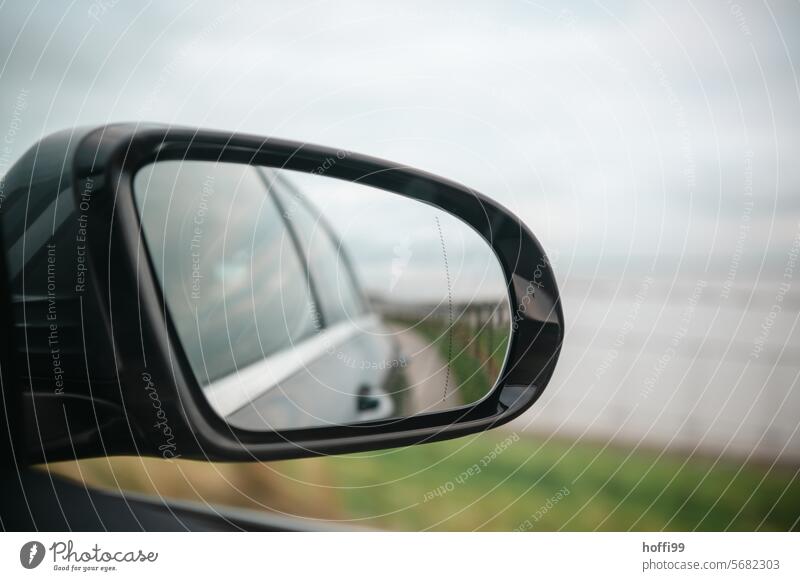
0,125,563,463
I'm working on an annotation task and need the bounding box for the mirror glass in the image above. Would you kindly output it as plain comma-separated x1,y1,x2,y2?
133,161,511,431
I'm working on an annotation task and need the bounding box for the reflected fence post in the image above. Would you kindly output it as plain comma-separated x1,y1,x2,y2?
368,295,511,401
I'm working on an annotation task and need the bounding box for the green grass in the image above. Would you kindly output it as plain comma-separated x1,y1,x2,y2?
49,429,800,531
302,430,800,531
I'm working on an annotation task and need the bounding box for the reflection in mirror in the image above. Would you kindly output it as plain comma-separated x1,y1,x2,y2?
133,161,511,432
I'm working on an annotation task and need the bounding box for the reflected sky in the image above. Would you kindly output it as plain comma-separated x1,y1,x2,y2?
283,169,509,303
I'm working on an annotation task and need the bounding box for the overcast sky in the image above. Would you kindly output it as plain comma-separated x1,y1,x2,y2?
1,0,799,283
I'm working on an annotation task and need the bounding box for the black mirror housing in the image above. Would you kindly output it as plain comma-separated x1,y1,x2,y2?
0,124,563,463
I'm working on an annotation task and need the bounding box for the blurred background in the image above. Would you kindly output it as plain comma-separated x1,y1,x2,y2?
1,0,799,530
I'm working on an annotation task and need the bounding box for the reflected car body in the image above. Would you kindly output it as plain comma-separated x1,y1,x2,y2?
134,162,401,431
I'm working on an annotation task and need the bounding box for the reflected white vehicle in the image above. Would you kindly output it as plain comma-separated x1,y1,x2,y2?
135,162,403,431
